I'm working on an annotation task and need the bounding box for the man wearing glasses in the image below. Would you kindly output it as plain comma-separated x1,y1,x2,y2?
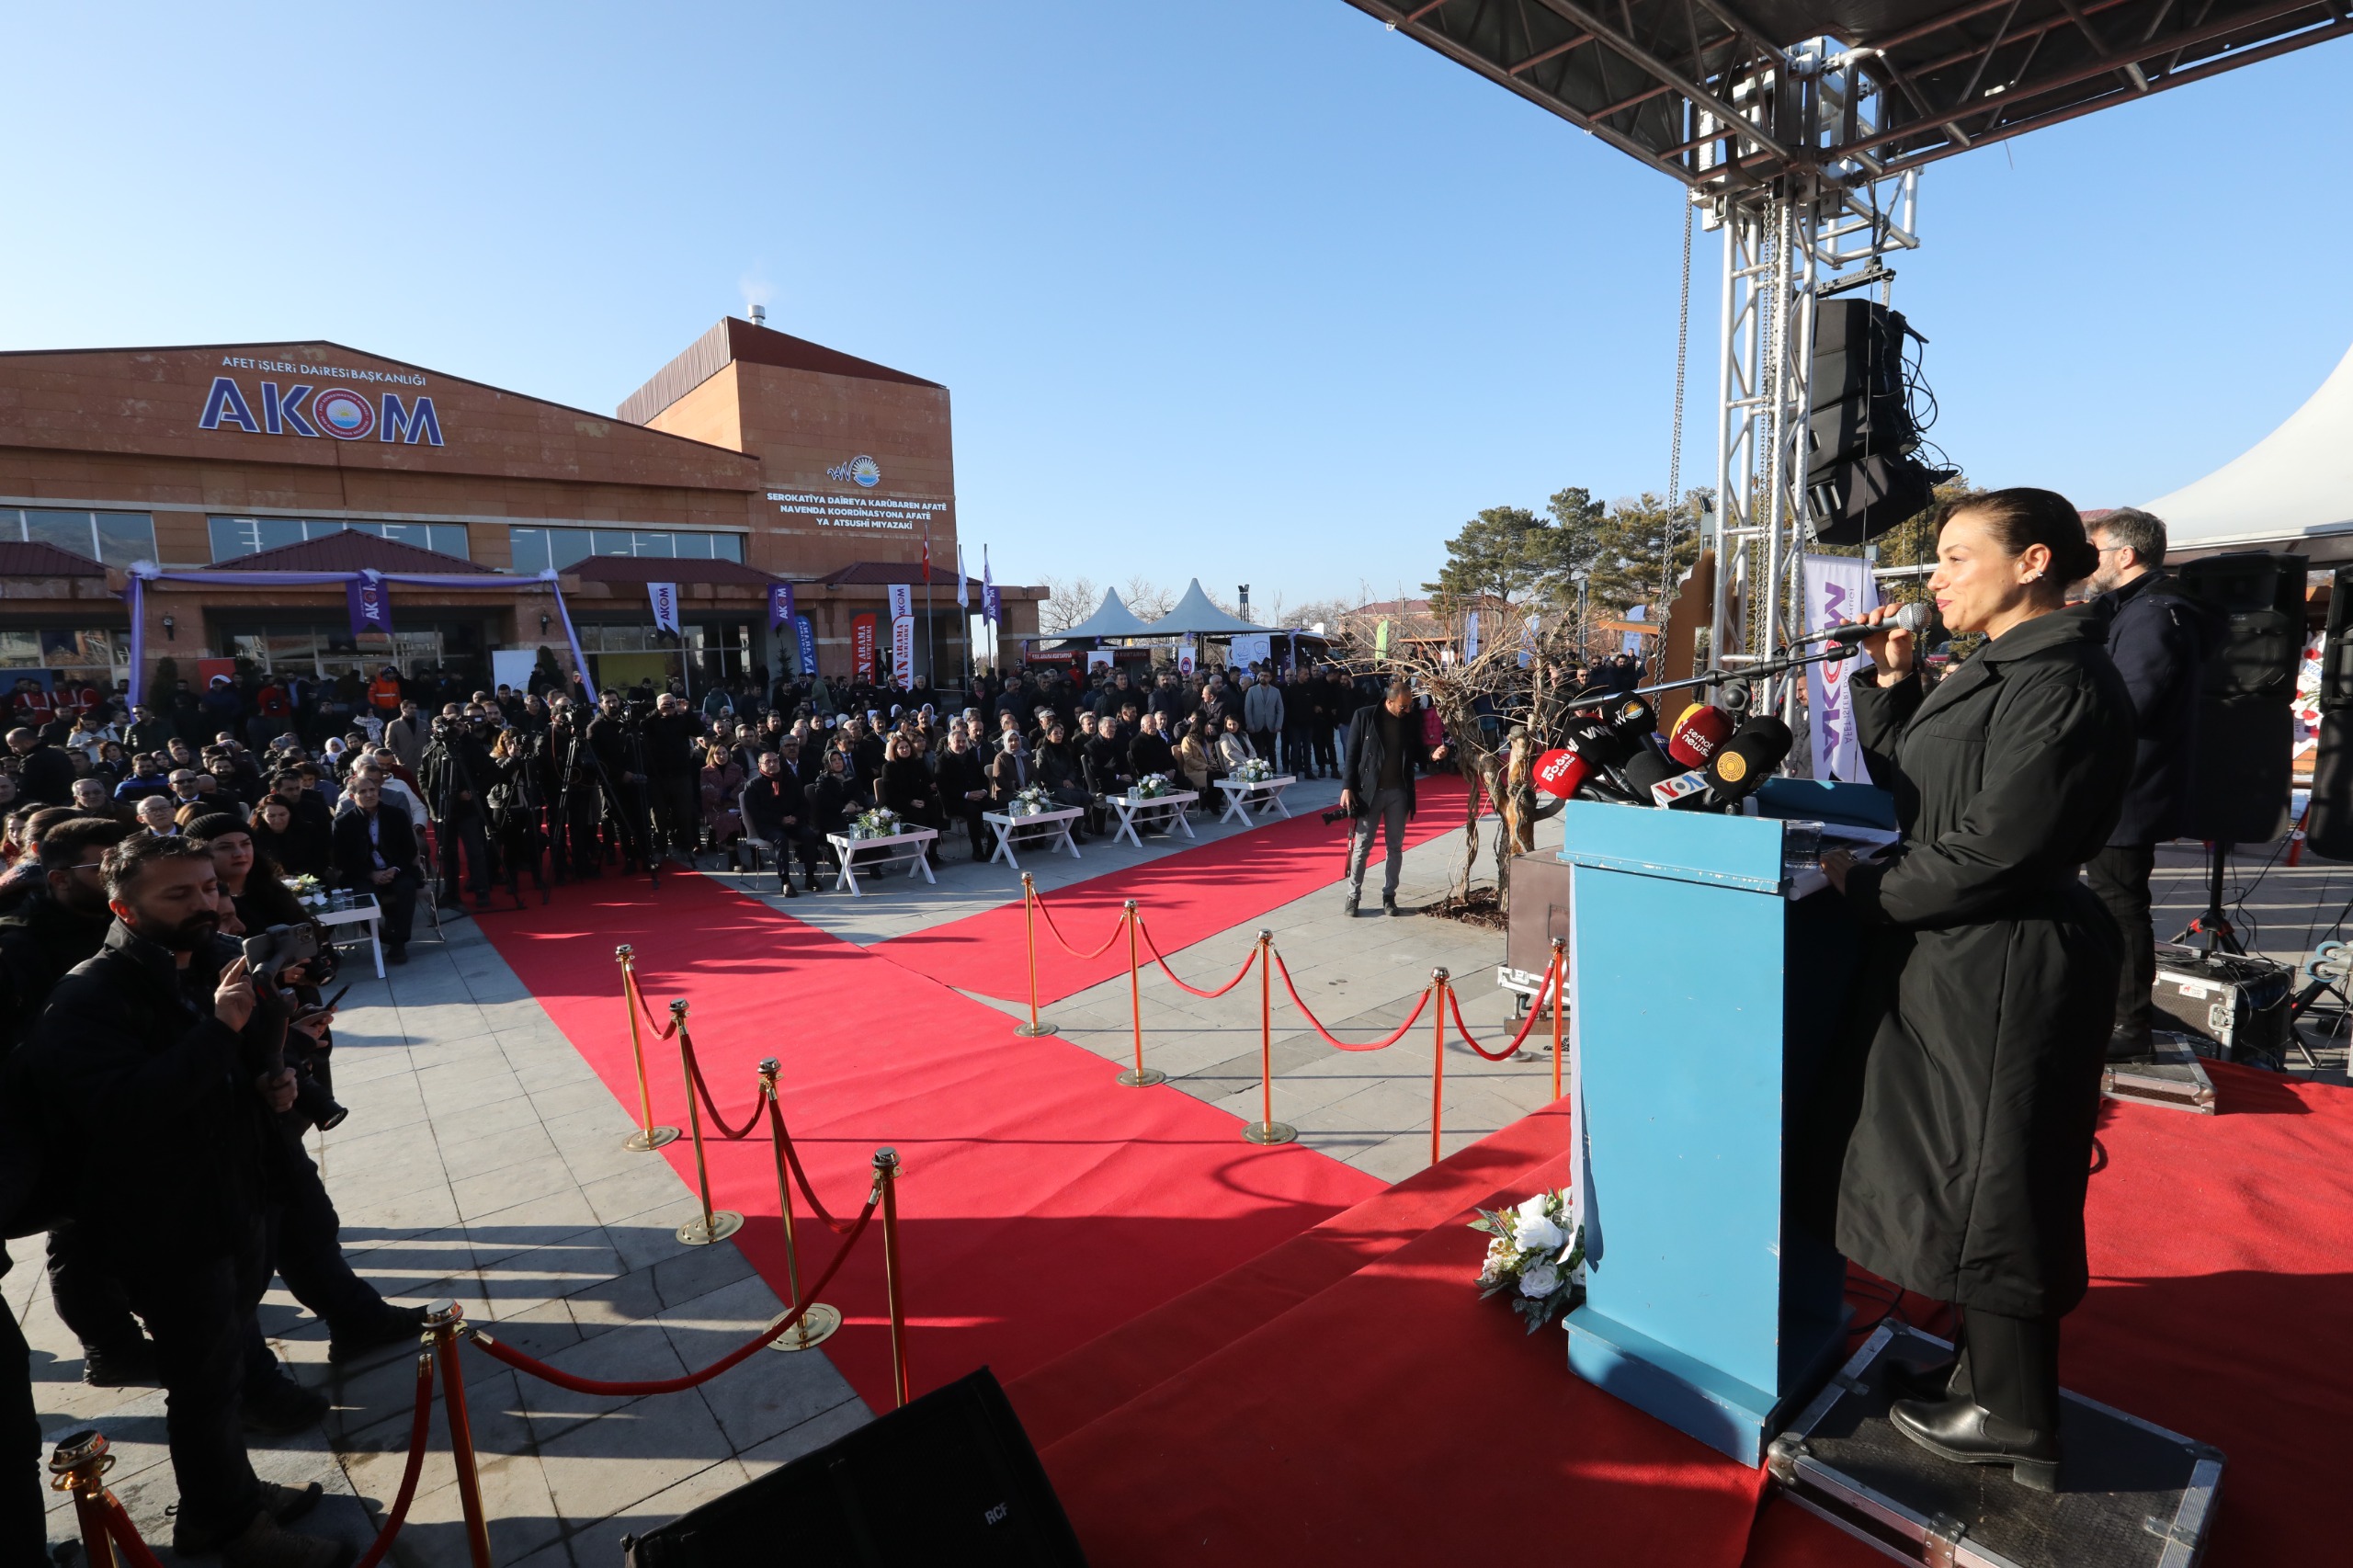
2081,508,2213,1061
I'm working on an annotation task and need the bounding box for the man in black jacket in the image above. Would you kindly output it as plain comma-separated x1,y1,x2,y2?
7,727,76,807
642,693,706,865
2084,508,2212,1058
332,778,420,963
17,835,342,1567
1339,678,1449,916
421,711,498,908
740,750,819,895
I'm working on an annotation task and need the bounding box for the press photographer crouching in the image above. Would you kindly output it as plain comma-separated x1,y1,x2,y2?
13,835,351,1565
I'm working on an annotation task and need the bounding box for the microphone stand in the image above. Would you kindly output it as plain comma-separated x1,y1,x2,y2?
1626,642,1862,703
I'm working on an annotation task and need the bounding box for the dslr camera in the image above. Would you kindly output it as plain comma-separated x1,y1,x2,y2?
1321,805,1358,826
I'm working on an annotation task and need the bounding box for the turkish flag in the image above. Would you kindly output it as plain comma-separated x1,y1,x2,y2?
921,535,931,582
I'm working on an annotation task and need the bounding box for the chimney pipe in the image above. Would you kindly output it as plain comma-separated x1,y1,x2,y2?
749,303,767,328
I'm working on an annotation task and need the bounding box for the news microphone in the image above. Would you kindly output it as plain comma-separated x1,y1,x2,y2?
1532,747,1586,801
1665,703,1734,770
1703,716,1795,805
1563,716,1634,769
1800,601,1933,646
1601,694,1657,745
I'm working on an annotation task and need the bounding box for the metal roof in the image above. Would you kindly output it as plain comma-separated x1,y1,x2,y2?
0,541,106,577
619,317,942,426
1347,0,2350,190
813,561,989,593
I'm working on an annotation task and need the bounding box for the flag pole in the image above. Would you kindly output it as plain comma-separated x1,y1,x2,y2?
924,525,936,691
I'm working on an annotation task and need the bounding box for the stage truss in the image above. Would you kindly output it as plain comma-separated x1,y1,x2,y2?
1349,0,2351,722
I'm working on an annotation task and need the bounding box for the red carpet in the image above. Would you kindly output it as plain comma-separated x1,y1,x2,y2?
1013,1100,1767,1567
1745,1061,2353,1568
874,772,1480,1005
469,872,1382,1411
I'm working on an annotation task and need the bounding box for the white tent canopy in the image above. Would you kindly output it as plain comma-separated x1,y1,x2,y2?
1054,587,1157,640
2146,341,2353,560
1141,578,1274,636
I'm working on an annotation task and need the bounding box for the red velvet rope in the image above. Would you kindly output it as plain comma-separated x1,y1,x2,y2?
1029,888,1129,960
1270,949,1433,1051
352,1358,437,1568
1135,918,1259,998
681,1033,763,1141
626,971,679,1040
472,1197,877,1395
768,1095,858,1235
1444,956,1560,1062
100,1497,168,1568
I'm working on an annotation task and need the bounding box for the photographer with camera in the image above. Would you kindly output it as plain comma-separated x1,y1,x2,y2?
488,727,551,904
585,689,659,879
422,708,498,911
643,692,708,868
14,835,347,1566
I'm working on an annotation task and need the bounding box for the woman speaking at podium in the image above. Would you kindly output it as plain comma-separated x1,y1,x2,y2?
1808,488,2133,1491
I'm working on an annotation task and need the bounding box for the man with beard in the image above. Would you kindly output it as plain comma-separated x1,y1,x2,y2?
642,692,707,865
16,835,343,1566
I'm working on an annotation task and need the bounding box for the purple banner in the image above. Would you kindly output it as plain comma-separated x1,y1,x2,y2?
769,581,795,631
346,574,392,639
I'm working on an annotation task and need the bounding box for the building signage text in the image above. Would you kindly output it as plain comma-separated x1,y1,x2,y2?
199,366,445,447
767,491,948,533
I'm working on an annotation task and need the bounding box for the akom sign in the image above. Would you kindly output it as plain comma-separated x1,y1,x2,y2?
198,376,445,447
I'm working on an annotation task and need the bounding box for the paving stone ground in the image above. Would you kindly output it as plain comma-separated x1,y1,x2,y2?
24,791,2341,1562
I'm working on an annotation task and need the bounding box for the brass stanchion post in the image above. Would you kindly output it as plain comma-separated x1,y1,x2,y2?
47,1429,118,1568
671,998,744,1246
1242,928,1296,1144
874,1146,911,1408
616,945,678,1153
423,1300,493,1568
1115,900,1165,1087
1550,938,1567,1104
1430,966,1450,1168
762,1056,842,1352
1014,872,1058,1037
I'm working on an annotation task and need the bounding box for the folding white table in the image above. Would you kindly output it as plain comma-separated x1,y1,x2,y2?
822,827,939,896
311,895,387,978
1107,790,1199,849
983,806,1085,869
1214,775,1297,824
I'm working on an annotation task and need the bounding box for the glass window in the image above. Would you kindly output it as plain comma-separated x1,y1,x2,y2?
0,631,41,665
510,528,551,574
711,533,745,562
24,510,94,557
94,511,157,567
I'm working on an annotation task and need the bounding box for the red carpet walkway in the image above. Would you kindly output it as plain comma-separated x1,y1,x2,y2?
471,872,1382,1411
874,772,1480,1005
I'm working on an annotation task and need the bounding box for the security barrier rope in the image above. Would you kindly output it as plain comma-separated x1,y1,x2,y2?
1444,953,1562,1062
351,1358,438,1568
99,1497,167,1568
626,971,680,1040
1271,948,1435,1052
1029,887,1131,960
471,1197,878,1396
769,1095,859,1235
1136,917,1260,997
682,1030,764,1141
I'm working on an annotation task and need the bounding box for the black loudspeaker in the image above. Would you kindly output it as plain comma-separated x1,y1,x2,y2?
2183,696,2291,845
2302,710,2353,860
2176,551,2307,699
2319,562,2353,710
1808,301,1913,483
623,1369,1087,1568
1808,450,1938,547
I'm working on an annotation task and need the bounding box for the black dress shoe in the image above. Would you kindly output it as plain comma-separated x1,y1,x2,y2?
1889,1393,2061,1491
2106,1027,2156,1062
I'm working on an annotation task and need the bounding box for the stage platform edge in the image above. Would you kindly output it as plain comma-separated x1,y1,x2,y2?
1768,1324,2224,1568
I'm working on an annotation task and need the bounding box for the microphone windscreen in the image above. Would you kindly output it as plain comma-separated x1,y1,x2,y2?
1602,694,1657,743
1665,704,1734,769
1565,717,1632,769
1532,747,1586,800
1621,748,1679,801
1705,717,1795,801
1895,601,1934,636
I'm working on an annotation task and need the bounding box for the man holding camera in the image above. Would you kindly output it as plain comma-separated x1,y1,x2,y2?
1339,678,1449,917
17,835,345,1566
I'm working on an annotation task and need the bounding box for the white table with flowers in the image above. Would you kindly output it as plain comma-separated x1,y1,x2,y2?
1213,766,1297,824
824,808,939,897
287,879,387,978
982,791,1085,870
1107,777,1199,850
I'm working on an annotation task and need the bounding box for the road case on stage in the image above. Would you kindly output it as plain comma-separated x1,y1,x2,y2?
1769,1324,2224,1568
2150,945,2291,1064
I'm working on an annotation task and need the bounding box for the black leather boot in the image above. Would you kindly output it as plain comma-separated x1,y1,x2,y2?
1880,1355,1956,1403
1889,1393,2061,1491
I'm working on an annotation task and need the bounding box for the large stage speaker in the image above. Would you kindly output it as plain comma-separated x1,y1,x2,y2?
2298,564,2353,858
622,1369,1087,1567
1804,301,1942,544
2177,551,2306,846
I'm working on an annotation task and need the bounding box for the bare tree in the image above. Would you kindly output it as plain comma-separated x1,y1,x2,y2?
1121,574,1176,619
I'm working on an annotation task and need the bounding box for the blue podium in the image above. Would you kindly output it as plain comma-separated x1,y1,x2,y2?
1558,780,1893,1466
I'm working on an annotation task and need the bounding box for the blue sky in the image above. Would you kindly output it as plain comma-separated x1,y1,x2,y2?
5,4,2347,613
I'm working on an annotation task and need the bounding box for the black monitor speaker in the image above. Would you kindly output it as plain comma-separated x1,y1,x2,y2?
2298,565,2353,858
622,1369,1088,1568
2175,551,2307,699
1808,450,1939,546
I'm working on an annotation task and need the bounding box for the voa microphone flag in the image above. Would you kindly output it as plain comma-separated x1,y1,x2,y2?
1802,553,1878,779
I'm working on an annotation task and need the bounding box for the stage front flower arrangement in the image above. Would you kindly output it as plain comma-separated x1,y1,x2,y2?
1233,756,1274,784
1469,1189,1586,1333
1131,772,1173,800
1010,785,1053,817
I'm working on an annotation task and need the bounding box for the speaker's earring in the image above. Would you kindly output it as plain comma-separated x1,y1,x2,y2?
2024,571,2044,582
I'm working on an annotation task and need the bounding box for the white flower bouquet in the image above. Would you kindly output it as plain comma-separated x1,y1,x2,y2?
1234,756,1273,784
1131,772,1172,800
1012,785,1052,817
850,806,902,838
1468,1188,1586,1334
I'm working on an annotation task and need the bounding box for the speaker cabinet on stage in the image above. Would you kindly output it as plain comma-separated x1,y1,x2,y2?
622,1369,1087,1567
2301,565,2353,859
2175,551,2306,846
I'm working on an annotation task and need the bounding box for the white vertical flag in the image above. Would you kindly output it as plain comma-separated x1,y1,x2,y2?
956,546,970,609
1463,611,1481,661
1802,554,1879,780
648,582,681,636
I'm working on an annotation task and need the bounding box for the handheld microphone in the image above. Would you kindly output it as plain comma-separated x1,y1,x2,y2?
1704,716,1795,805
1563,716,1633,769
1665,703,1735,769
1532,747,1586,800
1601,694,1657,745
1801,601,1933,647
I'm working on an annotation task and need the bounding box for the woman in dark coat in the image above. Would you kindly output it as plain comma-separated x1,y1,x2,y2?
1809,489,2133,1491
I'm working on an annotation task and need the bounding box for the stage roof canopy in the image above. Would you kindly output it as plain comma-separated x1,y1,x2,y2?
2148,342,2353,564
1055,587,1158,639
1142,579,1276,636
1347,0,2349,190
